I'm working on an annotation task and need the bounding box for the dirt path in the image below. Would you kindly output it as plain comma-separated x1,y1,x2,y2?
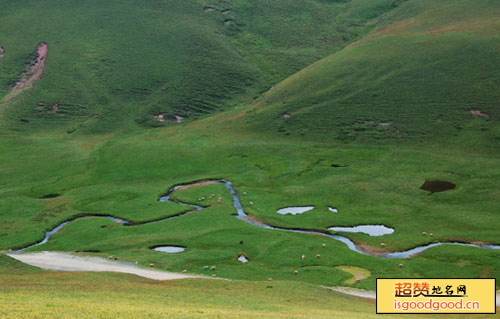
325,287,500,307
324,286,376,299
1,42,48,112
7,252,499,306
7,251,207,281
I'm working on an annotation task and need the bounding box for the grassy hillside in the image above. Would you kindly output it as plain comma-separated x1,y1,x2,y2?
0,0,404,134
245,0,500,146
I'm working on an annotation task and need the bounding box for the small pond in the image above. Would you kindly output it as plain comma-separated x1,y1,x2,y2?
238,255,248,263
329,225,394,237
420,180,456,193
277,206,314,215
153,246,186,253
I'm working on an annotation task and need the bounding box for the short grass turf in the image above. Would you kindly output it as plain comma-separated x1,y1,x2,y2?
0,255,498,319
0,123,499,291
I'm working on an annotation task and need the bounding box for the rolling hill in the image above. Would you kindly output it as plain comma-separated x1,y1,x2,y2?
242,0,500,147
0,0,405,134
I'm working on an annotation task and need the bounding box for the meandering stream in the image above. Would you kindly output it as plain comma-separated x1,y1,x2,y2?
13,179,500,259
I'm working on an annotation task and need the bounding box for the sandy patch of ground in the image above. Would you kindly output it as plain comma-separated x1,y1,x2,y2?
1,42,48,110
153,114,184,123
356,243,387,256
325,287,500,307
240,215,268,227
470,110,491,118
176,180,219,191
324,286,376,300
336,265,371,285
7,251,206,281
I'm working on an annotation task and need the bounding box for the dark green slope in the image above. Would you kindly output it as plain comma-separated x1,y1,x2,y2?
245,0,500,147
0,0,404,134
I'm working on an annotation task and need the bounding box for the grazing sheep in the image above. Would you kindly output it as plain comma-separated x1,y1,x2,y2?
322,244,326,248
429,233,433,237
182,269,187,273
212,274,217,278
422,232,427,236
399,264,404,268
294,270,299,275
268,278,273,282
210,265,216,270
243,191,247,195
249,201,254,206
316,254,321,259
107,256,113,260
380,243,386,247
301,255,305,260
149,263,154,268
201,197,205,200
204,266,209,270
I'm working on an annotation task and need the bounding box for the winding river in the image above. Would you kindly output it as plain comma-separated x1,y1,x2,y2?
14,179,500,259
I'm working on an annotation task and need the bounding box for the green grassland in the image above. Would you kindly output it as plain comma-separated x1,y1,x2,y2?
1,124,499,290
0,255,498,319
0,0,499,317
245,0,500,144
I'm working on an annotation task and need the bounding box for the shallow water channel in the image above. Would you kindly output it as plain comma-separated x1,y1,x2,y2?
13,179,500,259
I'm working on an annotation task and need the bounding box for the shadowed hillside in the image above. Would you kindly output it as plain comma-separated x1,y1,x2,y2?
0,0,404,134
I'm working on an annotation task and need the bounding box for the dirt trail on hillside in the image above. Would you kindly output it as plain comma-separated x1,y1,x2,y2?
1,42,48,112
7,251,207,281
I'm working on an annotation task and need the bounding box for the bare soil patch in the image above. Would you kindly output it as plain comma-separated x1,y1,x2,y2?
176,180,218,191
470,110,491,118
1,42,48,109
336,265,371,284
